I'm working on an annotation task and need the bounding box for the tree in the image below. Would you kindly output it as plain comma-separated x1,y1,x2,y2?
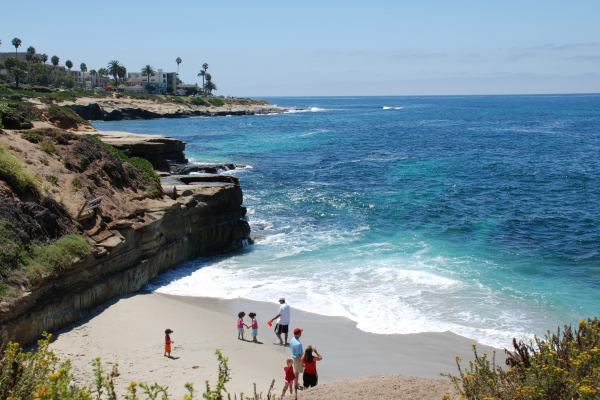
11,38,21,57
117,65,126,84
176,57,182,75
65,60,73,70
145,85,155,93
4,57,28,88
142,65,156,93
25,46,36,62
80,62,87,88
51,55,59,67
198,70,206,95
30,63,52,84
89,69,97,87
40,53,48,64
107,60,120,86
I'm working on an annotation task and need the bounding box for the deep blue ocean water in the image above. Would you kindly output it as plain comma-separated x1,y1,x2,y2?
94,95,600,348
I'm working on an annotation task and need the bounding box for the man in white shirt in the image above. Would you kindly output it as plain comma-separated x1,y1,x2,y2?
269,297,291,345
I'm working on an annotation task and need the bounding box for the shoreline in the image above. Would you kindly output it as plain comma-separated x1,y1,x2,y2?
49,291,504,398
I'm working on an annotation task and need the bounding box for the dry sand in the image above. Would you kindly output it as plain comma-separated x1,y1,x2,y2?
49,292,504,399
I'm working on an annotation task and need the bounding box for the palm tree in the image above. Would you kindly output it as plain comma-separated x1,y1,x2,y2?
25,46,36,62
107,60,120,86
142,65,155,92
205,80,217,96
202,63,208,72
41,54,48,64
11,38,21,57
51,55,59,67
176,57,182,75
89,69,97,88
198,70,206,95
65,60,73,70
80,62,87,88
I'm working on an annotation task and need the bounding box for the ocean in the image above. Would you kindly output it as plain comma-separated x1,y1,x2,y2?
94,95,600,348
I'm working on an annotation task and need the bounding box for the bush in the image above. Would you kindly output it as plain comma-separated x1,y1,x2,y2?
0,339,278,400
71,178,82,191
443,318,600,399
46,175,58,185
191,97,210,106
47,104,90,128
22,131,41,143
41,140,58,154
208,98,225,107
32,234,90,274
0,142,38,196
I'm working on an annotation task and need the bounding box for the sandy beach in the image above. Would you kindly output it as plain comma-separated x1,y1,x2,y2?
48,292,504,399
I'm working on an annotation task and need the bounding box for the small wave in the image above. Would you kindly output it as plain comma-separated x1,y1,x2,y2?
285,107,327,113
383,106,393,109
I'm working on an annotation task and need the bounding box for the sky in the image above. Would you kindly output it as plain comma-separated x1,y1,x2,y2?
1,0,599,96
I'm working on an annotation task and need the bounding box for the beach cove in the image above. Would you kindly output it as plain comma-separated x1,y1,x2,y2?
49,291,496,398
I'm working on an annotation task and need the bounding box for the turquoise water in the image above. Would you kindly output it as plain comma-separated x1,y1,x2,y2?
94,95,600,348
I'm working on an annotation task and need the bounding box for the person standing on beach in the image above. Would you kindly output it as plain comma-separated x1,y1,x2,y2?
290,328,304,390
301,345,322,388
269,297,291,345
164,329,174,357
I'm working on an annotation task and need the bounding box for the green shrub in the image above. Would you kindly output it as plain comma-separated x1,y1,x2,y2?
40,158,49,165
40,140,58,154
22,131,41,143
208,98,225,107
46,175,58,185
443,318,600,399
191,97,210,106
71,178,82,191
0,143,38,196
32,234,90,274
47,104,90,126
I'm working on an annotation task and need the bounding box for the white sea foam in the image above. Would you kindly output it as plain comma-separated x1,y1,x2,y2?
285,107,326,113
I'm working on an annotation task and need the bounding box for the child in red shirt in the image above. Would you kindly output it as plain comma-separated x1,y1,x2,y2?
164,329,174,357
281,358,295,397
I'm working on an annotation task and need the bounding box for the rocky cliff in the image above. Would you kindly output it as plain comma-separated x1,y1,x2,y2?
63,98,289,121
0,128,251,347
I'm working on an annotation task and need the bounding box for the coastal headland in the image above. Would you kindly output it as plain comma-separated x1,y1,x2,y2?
0,118,251,348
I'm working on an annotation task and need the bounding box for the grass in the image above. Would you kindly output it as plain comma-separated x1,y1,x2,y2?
46,175,58,185
208,98,225,107
40,141,58,154
71,178,82,191
191,97,210,106
0,142,39,196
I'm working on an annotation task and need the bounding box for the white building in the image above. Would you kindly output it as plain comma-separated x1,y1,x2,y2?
128,69,177,94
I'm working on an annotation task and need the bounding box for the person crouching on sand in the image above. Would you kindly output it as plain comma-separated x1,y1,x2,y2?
237,311,246,340
246,312,258,342
282,358,295,397
164,329,174,357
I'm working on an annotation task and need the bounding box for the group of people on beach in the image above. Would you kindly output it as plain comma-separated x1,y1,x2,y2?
268,297,323,396
164,297,322,396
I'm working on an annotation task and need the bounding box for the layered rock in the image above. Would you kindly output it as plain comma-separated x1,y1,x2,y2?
0,183,250,346
63,98,289,121
91,131,188,170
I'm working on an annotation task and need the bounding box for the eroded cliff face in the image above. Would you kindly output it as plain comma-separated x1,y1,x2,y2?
0,183,250,346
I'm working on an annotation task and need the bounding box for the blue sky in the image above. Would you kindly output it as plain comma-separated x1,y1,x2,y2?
2,0,599,96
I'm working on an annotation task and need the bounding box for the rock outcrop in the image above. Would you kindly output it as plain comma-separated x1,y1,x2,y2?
63,98,289,121
92,131,188,170
0,183,250,346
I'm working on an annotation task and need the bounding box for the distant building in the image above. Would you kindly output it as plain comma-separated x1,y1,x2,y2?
128,69,177,94
177,83,200,96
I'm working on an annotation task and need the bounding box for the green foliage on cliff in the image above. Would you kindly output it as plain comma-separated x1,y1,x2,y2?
191,97,210,106
207,98,225,107
47,104,90,126
443,318,600,399
0,223,90,297
90,135,161,199
0,142,39,196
